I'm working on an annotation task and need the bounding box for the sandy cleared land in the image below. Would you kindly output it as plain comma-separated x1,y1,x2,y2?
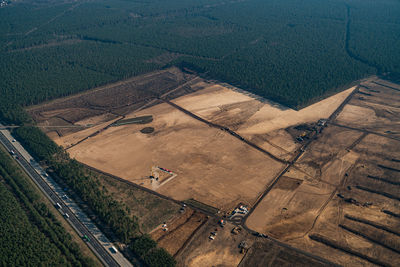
173,83,356,133
246,176,335,240
246,126,363,239
152,209,207,256
175,220,250,267
336,81,400,137
337,104,383,127
28,67,196,139
247,80,400,266
173,82,356,160
54,116,122,148
50,75,358,213
68,102,284,211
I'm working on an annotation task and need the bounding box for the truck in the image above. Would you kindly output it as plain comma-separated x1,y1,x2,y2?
110,246,118,254
56,203,62,209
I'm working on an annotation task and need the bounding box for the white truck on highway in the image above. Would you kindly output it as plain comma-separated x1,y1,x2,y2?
110,246,118,254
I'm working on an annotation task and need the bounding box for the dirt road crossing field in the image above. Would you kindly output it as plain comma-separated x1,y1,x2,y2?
28,67,398,266
246,79,400,266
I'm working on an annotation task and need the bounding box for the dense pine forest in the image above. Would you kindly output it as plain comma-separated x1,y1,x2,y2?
0,147,95,266
0,0,399,124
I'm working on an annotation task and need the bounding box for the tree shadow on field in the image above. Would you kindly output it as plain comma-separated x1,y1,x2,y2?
214,81,291,111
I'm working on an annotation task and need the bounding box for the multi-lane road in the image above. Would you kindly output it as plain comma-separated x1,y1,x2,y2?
0,127,129,267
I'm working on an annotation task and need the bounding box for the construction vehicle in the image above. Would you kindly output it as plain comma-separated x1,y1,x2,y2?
231,226,242,235
150,166,160,182
239,240,249,253
363,202,372,207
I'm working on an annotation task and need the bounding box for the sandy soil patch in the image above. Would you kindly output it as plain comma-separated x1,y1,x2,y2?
74,113,119,126
238,86,355,134
336,104,380,126
246,127,362,239
54,116,121,148
158,213,206,256
68,102,284,211
246,179,334,240
336,83,400,137
247,77,400,266
172,82,355,160
176,220,250,267
174,83,355,133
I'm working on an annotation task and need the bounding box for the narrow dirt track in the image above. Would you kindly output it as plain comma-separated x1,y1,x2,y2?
242,83,361,230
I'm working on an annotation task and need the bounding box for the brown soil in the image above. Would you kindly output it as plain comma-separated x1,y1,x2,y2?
246,79,400,266
28,67,197,140
152,210,207,256
94,169,181,233
28,66,399,266
175,220,250,267
68,102,284,212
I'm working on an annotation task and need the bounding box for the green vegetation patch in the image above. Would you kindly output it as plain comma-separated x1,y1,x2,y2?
95,170,181,233
130,235,176,267
0,182,69,266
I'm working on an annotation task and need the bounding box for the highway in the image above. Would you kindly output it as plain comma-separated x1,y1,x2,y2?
0,129,122,267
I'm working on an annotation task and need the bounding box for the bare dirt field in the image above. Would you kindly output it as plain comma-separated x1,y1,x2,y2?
172,82,356,161
246,79,400,266
30,68,363,217
336,79,400,138
29,67,395,266
151,209,208,256
175,220,252,267
27,67,200,147
175,218,330,267
67,101,285,212
92,168,181,233
238,239,328,267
